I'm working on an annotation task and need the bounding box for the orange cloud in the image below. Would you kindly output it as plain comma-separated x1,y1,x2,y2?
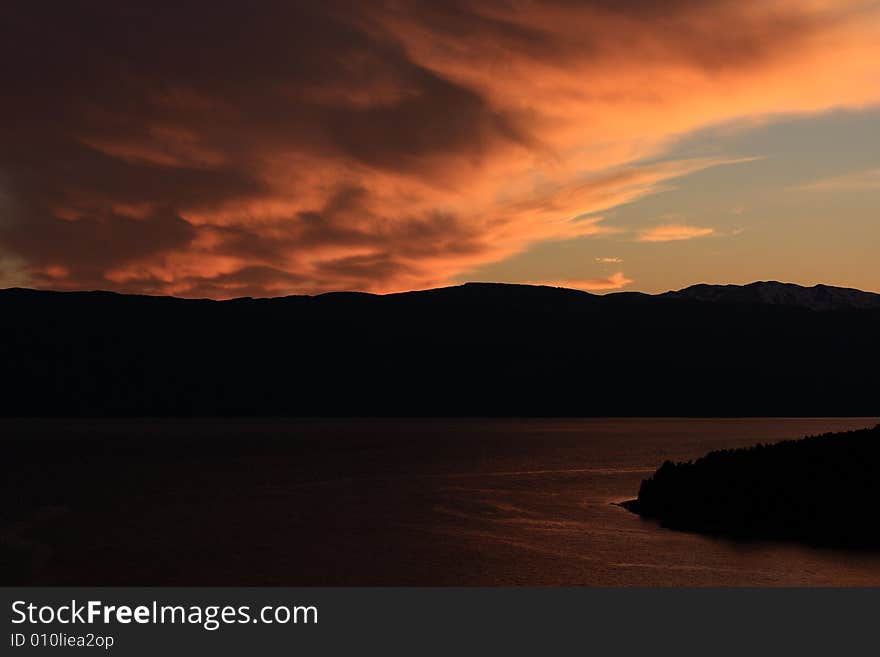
638,224,716,242
537,272,634,292
1,1,879,297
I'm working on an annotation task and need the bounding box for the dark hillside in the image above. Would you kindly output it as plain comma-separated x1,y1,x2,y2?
2,282,878,416
623,425,880,547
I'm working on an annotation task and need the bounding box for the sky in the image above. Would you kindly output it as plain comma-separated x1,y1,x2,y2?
1,0,879,298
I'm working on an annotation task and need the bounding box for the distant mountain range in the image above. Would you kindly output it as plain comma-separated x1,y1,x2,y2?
5,279,879,309
2,281,879,416
659,281,880,311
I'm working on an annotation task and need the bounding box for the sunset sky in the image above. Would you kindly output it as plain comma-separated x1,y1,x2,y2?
1,0,879,298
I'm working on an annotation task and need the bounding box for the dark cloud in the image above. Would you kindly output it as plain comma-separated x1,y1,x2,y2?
4,208,197,290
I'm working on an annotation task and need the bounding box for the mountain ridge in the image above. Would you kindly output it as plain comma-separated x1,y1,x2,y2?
659,280,880,311
2,278,878,416
3,279,880,311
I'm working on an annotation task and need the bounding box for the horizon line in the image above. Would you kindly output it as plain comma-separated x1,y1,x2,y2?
2,279,880,302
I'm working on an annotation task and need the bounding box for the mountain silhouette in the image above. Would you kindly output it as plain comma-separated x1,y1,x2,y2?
2,281,878,416
621,425,880,547
661,280,880,311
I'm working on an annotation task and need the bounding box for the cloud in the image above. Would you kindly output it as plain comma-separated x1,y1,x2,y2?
596,257,623,263
536,272,633,291
1,1,879,296
637,224,716,242
795,168,880,192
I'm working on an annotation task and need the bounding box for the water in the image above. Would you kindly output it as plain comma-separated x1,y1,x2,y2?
5,417,880,585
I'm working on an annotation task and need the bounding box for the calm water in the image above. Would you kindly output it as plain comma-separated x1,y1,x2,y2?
5,417,880,585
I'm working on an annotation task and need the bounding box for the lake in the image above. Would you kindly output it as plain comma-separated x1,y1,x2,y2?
4,417,880,585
